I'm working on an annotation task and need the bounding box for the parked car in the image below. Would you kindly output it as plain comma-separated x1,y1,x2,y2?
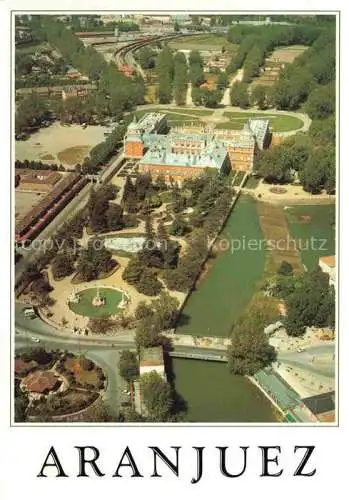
23,307,36,319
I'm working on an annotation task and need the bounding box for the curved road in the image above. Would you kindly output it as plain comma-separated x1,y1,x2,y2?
131,103,311,137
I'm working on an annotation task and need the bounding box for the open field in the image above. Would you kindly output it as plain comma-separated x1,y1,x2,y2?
285,204,336,271
271,45,308,63
249,45,308,89
15,190,44,221
257,202,304,273
222,111,304,132
168,35,238,54
15,122,110,167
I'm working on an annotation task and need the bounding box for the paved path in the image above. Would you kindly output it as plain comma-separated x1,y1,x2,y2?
186,82,193,106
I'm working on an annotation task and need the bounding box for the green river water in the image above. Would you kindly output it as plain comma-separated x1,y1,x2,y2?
173,196,278,422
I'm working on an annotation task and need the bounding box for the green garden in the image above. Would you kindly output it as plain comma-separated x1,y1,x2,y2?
285,204,335,271
68,287,123,318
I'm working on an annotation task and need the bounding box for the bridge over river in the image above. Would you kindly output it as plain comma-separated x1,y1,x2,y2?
169,348,228,362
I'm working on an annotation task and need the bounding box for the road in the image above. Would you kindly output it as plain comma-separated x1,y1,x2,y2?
131,103,311,136
277,344,335,378
15,151,125,287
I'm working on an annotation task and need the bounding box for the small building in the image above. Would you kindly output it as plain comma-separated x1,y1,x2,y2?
139,347,166,379
301,391,335,422
319,256,336,288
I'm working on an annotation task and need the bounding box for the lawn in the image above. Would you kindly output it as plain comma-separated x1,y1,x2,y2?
257,203,304,274
285,204,336,271
176,195,266,337
68,287,123,318
57,145,91,165
223,112,304,132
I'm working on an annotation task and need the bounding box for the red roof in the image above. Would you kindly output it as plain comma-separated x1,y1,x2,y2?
319,256,335,268
14,358,37,374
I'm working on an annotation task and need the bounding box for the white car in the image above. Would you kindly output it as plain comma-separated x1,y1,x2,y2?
30,336,40,343
297,347,305,353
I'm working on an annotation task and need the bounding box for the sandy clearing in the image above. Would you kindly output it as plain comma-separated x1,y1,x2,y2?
15,122,110,167
270,45,308,64
45,255,186,331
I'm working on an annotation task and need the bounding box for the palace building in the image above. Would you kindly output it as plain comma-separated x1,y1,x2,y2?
123,112,270,184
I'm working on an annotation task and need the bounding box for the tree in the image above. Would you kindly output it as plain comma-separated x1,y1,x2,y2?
135,320,162,350
255,146,294,184
230,82,249,108
151,291,179,331
136,268,162,296
88,316,117,334
278,261,294,276
228,307,277,375
76,240,114,281
251,84,268,109
284,268,335,336
122,256,143,285
135,292,179,350
118,350,139,381
51,251,75,279
139,371,172,421
106,203,124,231
217,72,228,90
135,301,153,321
169,214,189,236
299,147,334,194
306,84,335,119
